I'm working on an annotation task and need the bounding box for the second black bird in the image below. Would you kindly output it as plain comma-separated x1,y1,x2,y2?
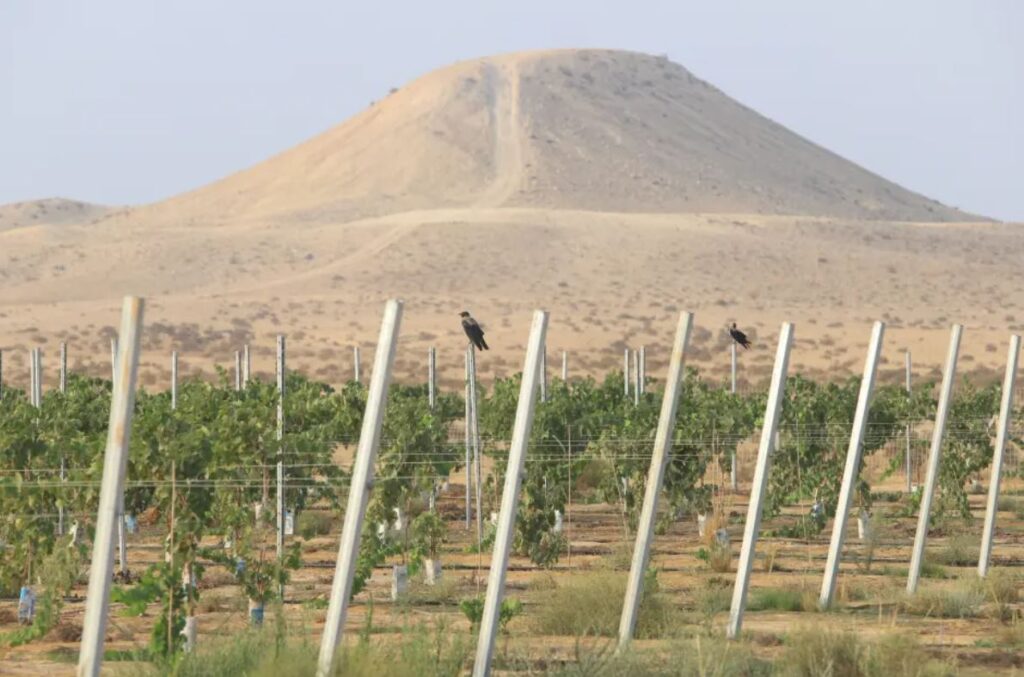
729,322,752,350
461,311,489,351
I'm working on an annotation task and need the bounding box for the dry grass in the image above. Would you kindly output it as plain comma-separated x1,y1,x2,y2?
532,570,684,640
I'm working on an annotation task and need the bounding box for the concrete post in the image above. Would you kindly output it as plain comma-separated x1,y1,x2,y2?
907,325,962,594
353,346,361,384
540,348,548,403
472,311,548,677
465,347,472,528
76,297,144,677
562,350,568,382
243,344,251,386
171,352,178,410
819,322,885,608
623,348,630,397
726,323,794,640
316,300,403,677
276,336,285,563
235,351,242,391
905,351,912,492
428,347,436,409
978,335,1020,578
617,313,694,648
468,345,483,547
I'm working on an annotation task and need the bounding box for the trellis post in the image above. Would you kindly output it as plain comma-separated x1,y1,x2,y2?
77,297,144,677
727,323,794,640
472,310,548,677
907,325,963,594
316,300,403,677
617,312,694,648
819,321,885,608
978,335,1020,578
276,336,286,566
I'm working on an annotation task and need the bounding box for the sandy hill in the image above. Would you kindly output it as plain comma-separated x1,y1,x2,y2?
146,49,976,224
0,49,1017,391
0,198,109,233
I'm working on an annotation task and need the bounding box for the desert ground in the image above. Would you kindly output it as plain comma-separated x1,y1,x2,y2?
1,48,1021,674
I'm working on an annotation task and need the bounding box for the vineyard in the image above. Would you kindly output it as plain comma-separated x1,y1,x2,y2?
1,301,1023,676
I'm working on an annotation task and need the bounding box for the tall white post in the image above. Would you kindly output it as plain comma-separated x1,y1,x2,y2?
639,346,646,394
316,300,403,677
472,310,548,677
29,348,35,406
353,346,361,385
243,344,251,386
617,313,694,648
978,335,1020,578
234,351,242,391
819,322,885,608
60,342,67,393
633,350,640,406
623,348,630,397
730,342,738,491
727,323,794,640
171,352,178,410
77,297,144,677
468,346,483,547
540,348,548,403
59,343,67,535
907,325,963,594
465,347,472,528
905,351,912,492
562,351,568,382
428,347,436,409
276,336,286,562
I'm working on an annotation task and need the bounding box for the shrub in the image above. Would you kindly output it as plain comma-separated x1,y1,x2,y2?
297,510,335,540
778,626,954,677
903,584,984,618
746,587,816,613
930,535,978,567
533,570,682,640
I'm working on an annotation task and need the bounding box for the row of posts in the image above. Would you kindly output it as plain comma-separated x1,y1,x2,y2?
4,301,1012,676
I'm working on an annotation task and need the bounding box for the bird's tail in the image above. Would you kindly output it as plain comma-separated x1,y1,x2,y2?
480,338,489,351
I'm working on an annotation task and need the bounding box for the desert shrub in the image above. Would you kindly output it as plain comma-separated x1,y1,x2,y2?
777,627,953,677
930,535,978,567
903,583,984,618
296,510,335,540
746,587,817,613
533,570,681,640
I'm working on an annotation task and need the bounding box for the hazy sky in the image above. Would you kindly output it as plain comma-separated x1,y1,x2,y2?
2,1,1021,220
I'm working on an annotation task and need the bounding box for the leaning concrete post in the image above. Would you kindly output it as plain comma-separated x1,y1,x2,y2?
316,300,402,677
234,351,242,391
60,342,67,393
617,312,694,649
472,310,548,677
623,348,630,397
428,347,436,409
77,297,144,677
540,348,548,403
468,344,483,547
819,321,885,608
276,336,286,562
978,335,1020,578
905,351,912,492
170,352,178,409
907,324,962,594
639,345,646,394
465,348,472,528
110,338,118,382
727,323,794,640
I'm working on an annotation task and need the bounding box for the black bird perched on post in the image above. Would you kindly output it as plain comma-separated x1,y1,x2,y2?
729,323,752,350
460,311,489,351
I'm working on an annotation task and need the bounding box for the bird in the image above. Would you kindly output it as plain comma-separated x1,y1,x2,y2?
460,311,489,351
729,323,752,350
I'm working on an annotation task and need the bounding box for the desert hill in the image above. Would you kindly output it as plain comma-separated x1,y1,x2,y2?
141,49,977,225
0,50,1016,391
0,198,109,233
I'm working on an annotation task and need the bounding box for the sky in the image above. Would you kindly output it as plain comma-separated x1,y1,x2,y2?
1,1,1021,221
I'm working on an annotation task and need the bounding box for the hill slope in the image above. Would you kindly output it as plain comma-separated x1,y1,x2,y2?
151,49,977,224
